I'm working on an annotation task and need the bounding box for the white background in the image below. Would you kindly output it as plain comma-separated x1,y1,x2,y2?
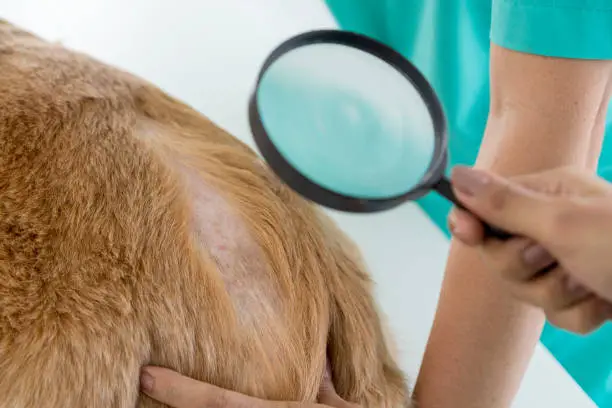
0,1,595,406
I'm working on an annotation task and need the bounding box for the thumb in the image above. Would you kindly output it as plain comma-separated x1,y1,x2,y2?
450,166,553,241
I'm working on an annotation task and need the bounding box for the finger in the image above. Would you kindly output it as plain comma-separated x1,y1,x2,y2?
517,243,557,280
547,297,612,335
141,366,278,408
507,268,592,312
318,391,361,408
450,166,555,241
317,364,361,408
477,238,553,283
448,208,485,246
512,167,612,198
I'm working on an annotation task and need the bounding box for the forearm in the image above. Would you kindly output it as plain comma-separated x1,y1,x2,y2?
413,45,612,407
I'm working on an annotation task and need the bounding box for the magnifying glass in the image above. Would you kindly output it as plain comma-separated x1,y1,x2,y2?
248,30,511,240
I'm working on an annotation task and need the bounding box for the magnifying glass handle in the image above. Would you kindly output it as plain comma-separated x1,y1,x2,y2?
434,177,512,241
436,177,561,276
481,222,513,241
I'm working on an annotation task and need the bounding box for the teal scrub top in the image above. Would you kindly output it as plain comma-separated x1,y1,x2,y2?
323,0,612,406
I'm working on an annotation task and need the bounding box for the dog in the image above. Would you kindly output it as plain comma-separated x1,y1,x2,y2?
0,20,411,407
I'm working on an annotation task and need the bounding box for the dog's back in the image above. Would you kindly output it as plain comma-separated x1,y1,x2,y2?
0,21,410,407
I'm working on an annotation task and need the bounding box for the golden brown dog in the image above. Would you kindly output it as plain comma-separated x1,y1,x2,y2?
0,20,411,407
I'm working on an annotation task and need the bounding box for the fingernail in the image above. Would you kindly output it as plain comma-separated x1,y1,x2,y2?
449,212,469,240
451,166,490,197
140,369,154,393
521,244,555,270
448,211,458,233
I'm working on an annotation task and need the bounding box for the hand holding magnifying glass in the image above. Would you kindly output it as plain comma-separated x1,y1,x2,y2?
447,166,612,334
249,30,512,237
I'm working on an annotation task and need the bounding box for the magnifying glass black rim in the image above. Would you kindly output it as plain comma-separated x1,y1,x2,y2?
249,29,448,213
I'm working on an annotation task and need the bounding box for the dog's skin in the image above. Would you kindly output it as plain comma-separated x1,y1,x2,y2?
0,20,411,408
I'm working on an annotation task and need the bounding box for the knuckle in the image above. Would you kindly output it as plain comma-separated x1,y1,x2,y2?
486,183,511,212
545,202,579,238
545,201,601,250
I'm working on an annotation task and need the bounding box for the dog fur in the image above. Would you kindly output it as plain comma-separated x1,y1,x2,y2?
0,20,411,407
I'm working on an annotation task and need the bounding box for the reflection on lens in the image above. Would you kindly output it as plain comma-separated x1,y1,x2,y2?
257,43,436,199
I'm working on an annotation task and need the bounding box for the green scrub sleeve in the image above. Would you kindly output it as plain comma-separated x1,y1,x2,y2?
491,0,612,60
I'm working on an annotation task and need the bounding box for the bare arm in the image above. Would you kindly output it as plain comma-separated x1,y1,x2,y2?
413,44,612,407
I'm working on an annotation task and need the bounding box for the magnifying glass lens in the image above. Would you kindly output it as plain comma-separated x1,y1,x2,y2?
257,43,436,199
